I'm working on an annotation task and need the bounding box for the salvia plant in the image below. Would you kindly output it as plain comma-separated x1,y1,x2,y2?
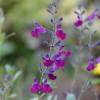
30,0,71,96
0,0,100,100
30,0,100,100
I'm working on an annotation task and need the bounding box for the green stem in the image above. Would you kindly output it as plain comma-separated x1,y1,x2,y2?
77,26,95,100
40,14,56,83
71,28,83,92
88,33,92,58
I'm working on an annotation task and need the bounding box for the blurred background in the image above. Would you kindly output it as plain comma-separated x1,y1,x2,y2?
0,0,100,100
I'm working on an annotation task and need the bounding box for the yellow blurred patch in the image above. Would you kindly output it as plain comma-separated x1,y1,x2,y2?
92,63,100,75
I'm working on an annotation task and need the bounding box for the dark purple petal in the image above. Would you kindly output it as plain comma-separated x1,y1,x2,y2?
86,56,96,71
43,54,54,67
53,53,61,60
41,83,52,93
30,84,40,94
55,25,67,40
60,50,72,57
30,78,41,94
43,59,54,67
55,59,65,69
31,30,39,37
74,19,83,27
56,30,66,40
86,63,95,71
48,73,57,80
65,50,72,57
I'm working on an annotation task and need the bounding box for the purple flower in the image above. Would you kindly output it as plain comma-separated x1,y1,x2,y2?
74,19,83,27
87,9,98,21
48,73,56,80
55,24,67,40
43,59,54,67
52,47,71,70
57,46,72,58
31,22,47,38
60,50,72,57
30,78,53,94
86,62,95,71
41,81,52,93
86,57,95,71
43,54,54,67
64,50,72,57
30,78,41,94
55,59,65,70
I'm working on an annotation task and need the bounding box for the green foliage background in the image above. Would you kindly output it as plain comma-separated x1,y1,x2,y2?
0,0,100,99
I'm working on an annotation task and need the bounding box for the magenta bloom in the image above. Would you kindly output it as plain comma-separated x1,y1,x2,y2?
43,59,54,67
30,78,41,94
30,78,53,94
58,46,72,58
31,22,47,38
52,47,71,70
43,55,54,67
48,73,56,80
41,83,52,93
60,50,72,57
87,9,98,21
87,62,95,71
86,57,95,71
74,19,83,27
55,25,66,40
87,14,96,21
64,50,72,57
55,59,65,69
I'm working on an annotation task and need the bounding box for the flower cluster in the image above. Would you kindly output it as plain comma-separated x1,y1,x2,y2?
86,56,100,72
31,22,47,38
30,18,71,94
30,5,100,99
74,7,100,72
74,8,100,27
86,56,95,71
30,78,52,94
